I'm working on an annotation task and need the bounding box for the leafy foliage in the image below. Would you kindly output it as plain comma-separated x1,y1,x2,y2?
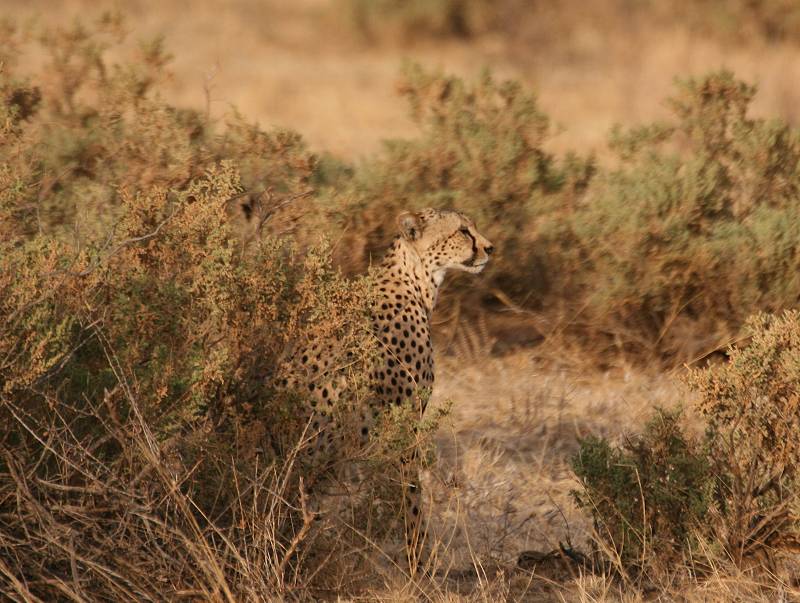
573,410,711,570
688,311,800,563
0,17,390,599
573,311,800,576
327,62,593,308
571,71,800,358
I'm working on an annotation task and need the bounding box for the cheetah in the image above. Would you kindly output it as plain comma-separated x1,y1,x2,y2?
283,208,494,571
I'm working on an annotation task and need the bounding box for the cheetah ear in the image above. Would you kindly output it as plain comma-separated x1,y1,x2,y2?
397,211,423,241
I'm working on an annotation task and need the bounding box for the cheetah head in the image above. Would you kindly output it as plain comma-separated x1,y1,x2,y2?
397,208,494,275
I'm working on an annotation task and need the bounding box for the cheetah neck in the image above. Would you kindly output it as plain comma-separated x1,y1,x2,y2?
380,238,442,314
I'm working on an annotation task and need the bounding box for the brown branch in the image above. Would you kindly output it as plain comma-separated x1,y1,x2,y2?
276,476,316,587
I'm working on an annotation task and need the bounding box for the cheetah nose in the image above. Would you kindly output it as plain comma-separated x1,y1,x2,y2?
485,245,494,255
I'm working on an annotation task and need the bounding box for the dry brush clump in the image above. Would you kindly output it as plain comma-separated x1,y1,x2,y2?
0,17,426,600
690,311,800,566
0,15,316,243
575,71,800,360
0,162,378,598
572,311,800,596
329,65,800,363
324,62,593,322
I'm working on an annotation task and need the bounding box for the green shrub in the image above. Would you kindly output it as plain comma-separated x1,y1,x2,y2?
326,63,593,310
573,409,712,571
573,71,800,358
573,311,800,577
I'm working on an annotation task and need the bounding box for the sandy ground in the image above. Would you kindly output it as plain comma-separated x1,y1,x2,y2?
426,351,682,568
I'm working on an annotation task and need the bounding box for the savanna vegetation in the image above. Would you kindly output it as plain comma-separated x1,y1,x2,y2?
3,2,800,600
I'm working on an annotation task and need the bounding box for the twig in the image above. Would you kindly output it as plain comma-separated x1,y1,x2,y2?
276,477,316,587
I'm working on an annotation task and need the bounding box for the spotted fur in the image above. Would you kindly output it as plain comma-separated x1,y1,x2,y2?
283,208,494,571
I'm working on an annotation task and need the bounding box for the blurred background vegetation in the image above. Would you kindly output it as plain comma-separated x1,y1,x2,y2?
4,1,800,600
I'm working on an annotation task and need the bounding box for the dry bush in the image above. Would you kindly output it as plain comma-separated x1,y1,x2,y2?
325,62,593,319
572,311,800,595
575,71,800,360
0,16,425,600
688,311,800,565
0,162,379,599
326,65,800,363
1,389,319,600
0,15,315,243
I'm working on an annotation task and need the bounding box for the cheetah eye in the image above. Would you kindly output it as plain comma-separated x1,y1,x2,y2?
459,227,470,235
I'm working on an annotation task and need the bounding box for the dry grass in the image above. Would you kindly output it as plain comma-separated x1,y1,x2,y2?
430,348,678,557
361,344,800,602
417,350,681,598
0,345,687,602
